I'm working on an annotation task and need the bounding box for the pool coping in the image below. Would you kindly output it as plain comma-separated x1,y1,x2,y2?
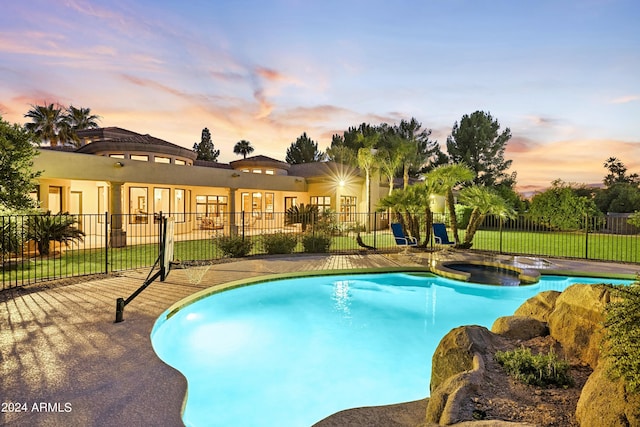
161,262,638,322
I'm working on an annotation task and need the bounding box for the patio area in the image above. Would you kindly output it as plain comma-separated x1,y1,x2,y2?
1,251,638,427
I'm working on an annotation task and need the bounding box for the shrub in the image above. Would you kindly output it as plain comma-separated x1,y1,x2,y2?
285,203,318,232
262,232,297,255
214,234,253,258
1,217,22,255
494,346,573,387
301,233,331,253
602,282,640,393
26,212,85,255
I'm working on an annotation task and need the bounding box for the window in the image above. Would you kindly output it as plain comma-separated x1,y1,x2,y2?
48,186,62,214
196,195,227,220
154,188,170,222
265,193,274,220
29,187,40,207
174,189,186,222
109,154,125,159
310,196,331,213
265,169,275,175
241,169,250,173
252,192,262,217
131,154,149,162
340,196,357,222
175,159,186,165
252,169,262,174
155,156,170,164
284,197,297,212
130,187,148,223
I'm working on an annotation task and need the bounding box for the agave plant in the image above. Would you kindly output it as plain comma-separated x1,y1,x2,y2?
285,203,319,232
26,212,85,255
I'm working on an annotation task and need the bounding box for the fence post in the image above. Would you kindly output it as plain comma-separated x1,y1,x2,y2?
499,218,503,254
241,211,245,240
373,212,377,249
585,214,589,259
104,212,109,274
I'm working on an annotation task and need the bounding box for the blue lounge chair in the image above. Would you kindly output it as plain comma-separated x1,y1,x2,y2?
432,223,455,246
391,223,418,250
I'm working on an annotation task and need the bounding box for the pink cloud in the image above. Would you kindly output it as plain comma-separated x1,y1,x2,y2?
609,95,639,104
511,138,640,192
506,136,540,154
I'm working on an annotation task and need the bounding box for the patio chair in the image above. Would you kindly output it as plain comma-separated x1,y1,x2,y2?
432,223,455,246
390,223,418,252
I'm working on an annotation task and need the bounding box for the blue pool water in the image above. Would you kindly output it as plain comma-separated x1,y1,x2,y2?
151,273,631,427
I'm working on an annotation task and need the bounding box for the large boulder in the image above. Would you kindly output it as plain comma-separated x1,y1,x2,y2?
547,284,611,368
426,326,506,424
491,315,548,341
513,290,560,322
576,360,640,427
429,325,503,392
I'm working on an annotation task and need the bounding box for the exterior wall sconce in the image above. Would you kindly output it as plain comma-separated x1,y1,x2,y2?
114,162,124,168
231,173,240,177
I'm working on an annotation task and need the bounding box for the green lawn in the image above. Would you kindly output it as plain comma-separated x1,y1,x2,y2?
2,228,639,288
463,229,640,263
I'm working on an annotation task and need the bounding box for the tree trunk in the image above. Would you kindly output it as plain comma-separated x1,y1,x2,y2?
403,166,409,190
447,190,460,244
464,210,485,246
422,207,433,247
408,211,420,242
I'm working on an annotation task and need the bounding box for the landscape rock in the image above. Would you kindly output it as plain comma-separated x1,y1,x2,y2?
547,284,611,367
513,290,560,322
426,326,506,424
490,315,548,340
575,360,640,427
429,325,504,393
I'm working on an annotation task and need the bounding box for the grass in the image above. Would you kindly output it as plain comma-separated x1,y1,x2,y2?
2,228,639,288
495,346,573,387
465,229,640,263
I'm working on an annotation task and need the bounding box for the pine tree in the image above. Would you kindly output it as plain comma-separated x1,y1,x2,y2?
192,128,220,161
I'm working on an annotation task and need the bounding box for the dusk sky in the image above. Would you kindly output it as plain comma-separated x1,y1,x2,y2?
1,0,639,192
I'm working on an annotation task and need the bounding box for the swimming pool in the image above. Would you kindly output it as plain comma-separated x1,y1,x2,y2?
151,272,631,427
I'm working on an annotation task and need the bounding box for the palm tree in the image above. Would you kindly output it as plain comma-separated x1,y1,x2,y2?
376,137,403,197
395,118,434,189
356,132,380,231
457,186,516,248
66,106,100,146
66,106,100,129
24,103,65,146
233,140,254,159
377,185,429,244
428,164,475,245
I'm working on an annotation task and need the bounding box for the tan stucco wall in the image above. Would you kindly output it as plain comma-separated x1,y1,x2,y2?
33,150,307,192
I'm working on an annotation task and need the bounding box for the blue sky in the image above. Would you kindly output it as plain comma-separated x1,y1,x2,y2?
1,0,638,191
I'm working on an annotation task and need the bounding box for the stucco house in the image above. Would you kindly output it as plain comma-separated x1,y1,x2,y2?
31,127,393,245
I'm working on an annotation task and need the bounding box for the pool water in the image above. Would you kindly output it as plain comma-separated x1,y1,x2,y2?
445,263,522,286
151,273,631,427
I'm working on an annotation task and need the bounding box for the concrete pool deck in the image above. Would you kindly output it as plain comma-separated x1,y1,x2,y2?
1,251,638,427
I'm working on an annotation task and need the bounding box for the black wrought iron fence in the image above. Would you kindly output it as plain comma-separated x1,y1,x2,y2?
2,211,639,290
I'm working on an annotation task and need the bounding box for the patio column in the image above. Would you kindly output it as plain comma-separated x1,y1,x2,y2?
109,181,126,247
39,182,50,211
